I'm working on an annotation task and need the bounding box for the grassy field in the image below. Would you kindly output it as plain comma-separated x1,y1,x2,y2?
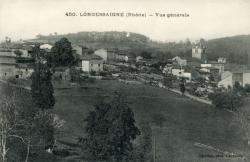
53,80,249,162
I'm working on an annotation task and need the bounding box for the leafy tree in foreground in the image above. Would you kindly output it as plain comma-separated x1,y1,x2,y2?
0,96,17,162
80,93,140,161
134,122,153,162
31,63,55,110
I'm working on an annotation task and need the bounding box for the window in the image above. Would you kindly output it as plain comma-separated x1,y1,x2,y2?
98,64,100,67
195,49,198,53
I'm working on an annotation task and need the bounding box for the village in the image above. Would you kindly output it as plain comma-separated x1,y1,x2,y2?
1,34,250,162
1,37,250,102
1,0,250,161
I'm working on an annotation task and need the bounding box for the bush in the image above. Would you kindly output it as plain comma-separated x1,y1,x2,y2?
208,89,242,111
244,84,250,93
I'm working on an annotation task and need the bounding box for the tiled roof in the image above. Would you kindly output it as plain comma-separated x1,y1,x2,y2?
80,54,103,60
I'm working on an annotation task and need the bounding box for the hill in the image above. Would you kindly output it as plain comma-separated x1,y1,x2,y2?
28,32,250,64
30,31,150,51
206,35,250,64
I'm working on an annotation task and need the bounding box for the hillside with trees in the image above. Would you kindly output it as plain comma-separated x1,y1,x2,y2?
206,35,250,64
28,32,250,64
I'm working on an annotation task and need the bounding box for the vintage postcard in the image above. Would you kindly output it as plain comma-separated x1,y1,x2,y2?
0,0,250,161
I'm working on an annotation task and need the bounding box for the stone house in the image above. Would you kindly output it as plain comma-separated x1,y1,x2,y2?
80,54,104,73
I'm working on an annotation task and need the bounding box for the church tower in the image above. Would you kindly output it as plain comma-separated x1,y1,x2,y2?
192,40,206,62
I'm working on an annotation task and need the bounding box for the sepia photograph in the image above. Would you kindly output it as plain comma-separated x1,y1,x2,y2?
0,0,250,161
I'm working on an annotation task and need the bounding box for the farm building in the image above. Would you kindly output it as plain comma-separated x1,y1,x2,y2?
0,51,17,78
172,56,187,66
80,54,103,73
218,71,250,88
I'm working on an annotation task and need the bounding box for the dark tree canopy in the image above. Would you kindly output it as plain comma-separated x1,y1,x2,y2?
208,84,244,111
31,63,55,110
14,50,23,57
135,122,153,162
81,93,140,161
179,79,186,95
164,74,174,90
140,51,152,59
50,37,74,67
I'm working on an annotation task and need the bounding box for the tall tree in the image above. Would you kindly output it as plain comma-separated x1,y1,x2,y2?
31,63,55,110
135,122,153,162
80,93,140,161
31,45,55,110
208,87,243,111
179,79,186,95
50,37,74,67
0,96,17,162
163,74,173,90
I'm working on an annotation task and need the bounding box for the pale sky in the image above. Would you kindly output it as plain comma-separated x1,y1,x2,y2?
0,0,250,42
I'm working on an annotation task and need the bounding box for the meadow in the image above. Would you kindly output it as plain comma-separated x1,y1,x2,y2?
53,80,248,162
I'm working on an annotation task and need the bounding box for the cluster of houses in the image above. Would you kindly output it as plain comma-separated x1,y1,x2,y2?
1,39,250,90
161,42,250,89
0,47,33,79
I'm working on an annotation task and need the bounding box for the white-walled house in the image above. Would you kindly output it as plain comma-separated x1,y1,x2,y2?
171,68,191,81
218,57,226,63
201,62,224,74
172,56,187,66
80,55,103,73
218,71,250,88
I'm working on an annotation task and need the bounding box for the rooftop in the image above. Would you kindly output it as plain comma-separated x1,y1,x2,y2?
80,54,103,60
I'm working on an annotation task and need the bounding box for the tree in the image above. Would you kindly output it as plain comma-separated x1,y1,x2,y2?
0,96,17,162
208,88,243,111
134,122,153,162
31,63,55,110
31,45,55,110
185,38,191,46
79,93,140,161
14,50,23,57
140,51,152,59
50,37,74,67
163,74,173,90
179,79,186,95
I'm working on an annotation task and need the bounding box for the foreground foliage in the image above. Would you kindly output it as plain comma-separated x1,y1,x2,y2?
79,93,140,161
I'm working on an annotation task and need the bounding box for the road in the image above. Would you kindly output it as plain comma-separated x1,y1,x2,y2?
169,88,212,105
